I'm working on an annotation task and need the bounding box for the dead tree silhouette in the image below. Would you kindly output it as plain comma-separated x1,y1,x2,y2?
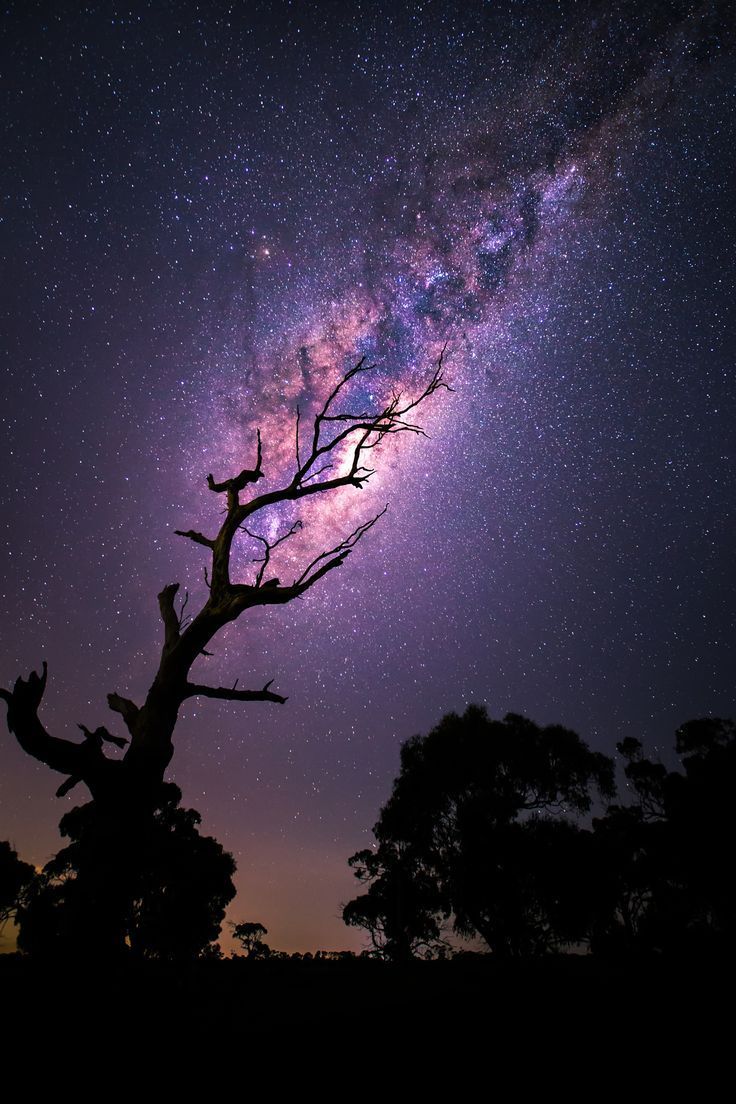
1,350,450,954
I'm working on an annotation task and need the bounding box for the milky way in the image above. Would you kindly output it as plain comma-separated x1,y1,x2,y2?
1,1,734,952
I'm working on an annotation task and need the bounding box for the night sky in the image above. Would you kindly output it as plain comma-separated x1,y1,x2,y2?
1,0,735,953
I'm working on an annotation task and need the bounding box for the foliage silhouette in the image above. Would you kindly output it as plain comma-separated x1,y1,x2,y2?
16,782,236,961
344,705,615,958
1,353,449,954
0,840,35,936
343,842,448,961
591,717,736,954
231,920,271,958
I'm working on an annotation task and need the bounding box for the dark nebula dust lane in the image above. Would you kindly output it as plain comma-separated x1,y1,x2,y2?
1,1,735,952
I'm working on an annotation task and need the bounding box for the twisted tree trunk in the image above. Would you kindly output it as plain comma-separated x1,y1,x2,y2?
2,352,450,955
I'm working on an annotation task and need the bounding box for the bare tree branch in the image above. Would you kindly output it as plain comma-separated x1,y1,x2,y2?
158,582,181,650
206,429,263,498
168,349,450,627
295,506,388,587
224,520,378,613
174,529,214,549
235,345,451,520
302,461,334,483
107,693,140,734
308,356,372,457
183,680,287,705
77,723,128,750
177,588,191,631
241,519,303,587
1,663,108,783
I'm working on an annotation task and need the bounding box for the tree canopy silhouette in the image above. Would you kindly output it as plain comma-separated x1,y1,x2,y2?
1,352,450,955
16,783,236,961
231,920,270,958
591,717,736,954
343,840,448,961
0,840,35,938
344,705,615,959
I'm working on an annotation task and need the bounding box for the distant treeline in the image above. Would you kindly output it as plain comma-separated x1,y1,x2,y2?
2,707,734,962
342,707,736,961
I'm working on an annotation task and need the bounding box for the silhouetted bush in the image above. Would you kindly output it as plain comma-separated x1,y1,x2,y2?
17,783,236,961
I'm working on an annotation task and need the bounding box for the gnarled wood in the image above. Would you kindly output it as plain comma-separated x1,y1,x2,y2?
3,352,450,803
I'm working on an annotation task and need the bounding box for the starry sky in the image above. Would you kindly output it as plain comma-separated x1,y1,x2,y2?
1,0,735,954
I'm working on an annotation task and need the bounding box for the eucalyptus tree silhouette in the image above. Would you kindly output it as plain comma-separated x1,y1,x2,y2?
0,840,35,936
344,706,615,958
16,784,236,961
231,920,270,958
343,839,448,961
1,351,450,955
591,717,736,954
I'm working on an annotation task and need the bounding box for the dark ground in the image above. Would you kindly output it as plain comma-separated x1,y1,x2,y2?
2,952,731,1052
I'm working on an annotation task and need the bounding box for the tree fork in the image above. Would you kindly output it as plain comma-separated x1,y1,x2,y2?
2,351,450,951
